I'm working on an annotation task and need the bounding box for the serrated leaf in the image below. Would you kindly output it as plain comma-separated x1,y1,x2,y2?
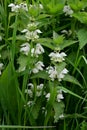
77,28,87,49
31,70,49,79
53,31,64,45
73,12,87,24
17,55,28,72
53,102,65,123
63,74,82,88
37,38,55,50
58,40,77,50
56,62,66,74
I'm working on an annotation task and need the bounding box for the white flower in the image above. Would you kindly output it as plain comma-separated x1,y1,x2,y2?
56,90,64,102
27,83,34,90
25,89,33,98
32,61,44,73
46,66,58,81
27,101,34,107
46,93,50,101
49,52,67,62
36,84,44,97
0,63,3,75
19,3,28,11
35,29,42,34
61,30,68,35
31,43,44,57
20,43,30,55
8,3,20,12
37,84,44,90
63,5,73,17
57,68,68,81
39,4,43,9
21,29,28,33
25,30,39,41
59,114,64,119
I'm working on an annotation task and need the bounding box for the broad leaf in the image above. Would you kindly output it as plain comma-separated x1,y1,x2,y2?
77,28,87,49
63,74,82,88
53,102,65,123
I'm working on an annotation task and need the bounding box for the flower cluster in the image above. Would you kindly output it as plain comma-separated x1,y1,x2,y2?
20,43,30,56
32,61,44,73
49,52,67,62
8,3,28,12
21,23,42,42
63,5,73,17
31,43,44,57
25,83,44,107
46,66,68,81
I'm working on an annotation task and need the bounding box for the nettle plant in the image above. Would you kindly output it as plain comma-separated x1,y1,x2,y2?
0,0,87,128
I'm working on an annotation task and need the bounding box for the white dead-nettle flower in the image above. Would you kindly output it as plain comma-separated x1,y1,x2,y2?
59,114,64,119
46,66,58,81
57,68,68,81
46,93,50,101
25,30,39,41
31,43,44,57
8,3,28,12
36,84,44,97
49,52,67,62
46,66,68,81
61,30,68,35
57,90,64,102
19,3,28,11
39,4,43,9
63,5,73,17
25,89,33,98
27,101,34,107
0,63,3,75
20,43,30,55
32,61,44,73
21,29,28,33
61,29,72,36
8,3,20,12
27,83,34,90
37,84,44,90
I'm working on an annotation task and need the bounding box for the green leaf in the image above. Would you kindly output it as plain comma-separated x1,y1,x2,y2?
58,40,77,50
0,63,19,123
82,56,87,64
63,74,82,88
77,28,87,49
17,55,28,72
58,86,84,100
38,38,55,50
53,31,64,45
73,12,87,24
31,100,41,120
31,71,49,80
53,102,65,123
56,62,66,74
